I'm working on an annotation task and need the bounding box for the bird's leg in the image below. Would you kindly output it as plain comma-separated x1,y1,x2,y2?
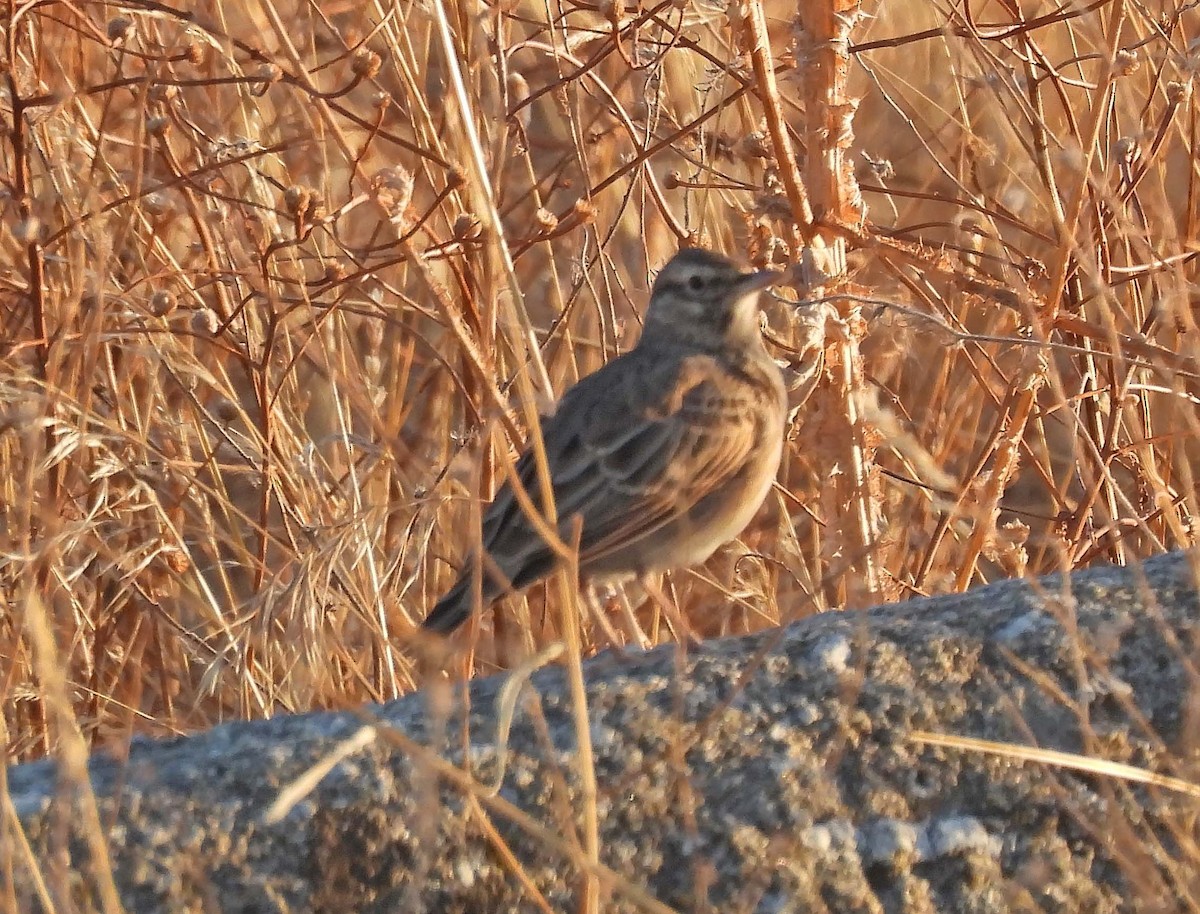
640,574,702,651
583,586,639,654
613,586,652,650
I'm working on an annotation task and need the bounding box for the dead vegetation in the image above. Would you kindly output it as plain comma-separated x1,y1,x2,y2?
2,0,1198,748
2,0,1200,904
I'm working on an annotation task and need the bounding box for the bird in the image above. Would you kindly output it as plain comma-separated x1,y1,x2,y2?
422,246,788,634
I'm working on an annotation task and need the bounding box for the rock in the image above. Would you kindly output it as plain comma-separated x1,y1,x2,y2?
9,552,1200,913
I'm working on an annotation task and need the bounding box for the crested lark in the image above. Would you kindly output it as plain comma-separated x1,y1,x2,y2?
423,247,787,634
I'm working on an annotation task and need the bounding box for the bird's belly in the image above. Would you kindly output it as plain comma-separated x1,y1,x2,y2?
677,454,780,564
633,431,783,573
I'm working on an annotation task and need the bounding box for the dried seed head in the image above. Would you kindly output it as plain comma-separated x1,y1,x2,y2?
213,398,240,423
861,151,894,181
143,192,169,216
738,131,771,160
149,290,177,316
453,213,483,240
534,207,558,232
164,547,191,574
282,185,324,226
283,184,313,215
1113,48,1139,76
190,308,220,336
352,49,382,80
107,16,134,43
708,132,737,161
183,41,205,66
571,199,595,224
1167,80,1191,104
253,64,282,96
371,167,415,228
1020,258,1047,282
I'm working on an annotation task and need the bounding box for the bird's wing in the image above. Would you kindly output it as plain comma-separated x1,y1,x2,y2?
572,357,760,564
479,352,758,585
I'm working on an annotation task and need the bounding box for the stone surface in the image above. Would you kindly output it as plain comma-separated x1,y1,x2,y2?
8,552,1200,912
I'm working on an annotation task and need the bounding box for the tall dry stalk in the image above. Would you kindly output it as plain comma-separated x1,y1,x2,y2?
0,0,1194,764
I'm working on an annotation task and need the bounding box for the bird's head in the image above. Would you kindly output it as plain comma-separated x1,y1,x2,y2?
643,248,783,351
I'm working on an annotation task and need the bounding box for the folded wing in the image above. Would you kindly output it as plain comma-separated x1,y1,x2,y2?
480,351,757,588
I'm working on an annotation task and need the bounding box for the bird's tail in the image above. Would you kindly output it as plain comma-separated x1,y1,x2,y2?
424,552,542,633
424,557,514,633
422,573,476,633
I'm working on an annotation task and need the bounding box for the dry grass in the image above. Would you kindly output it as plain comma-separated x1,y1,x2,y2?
3,0,1200,905
1,0,1198,747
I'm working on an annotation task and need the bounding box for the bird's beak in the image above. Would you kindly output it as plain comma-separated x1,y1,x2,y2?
735,268,785,293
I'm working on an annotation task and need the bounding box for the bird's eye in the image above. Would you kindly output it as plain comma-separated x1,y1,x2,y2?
687,274,705,292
